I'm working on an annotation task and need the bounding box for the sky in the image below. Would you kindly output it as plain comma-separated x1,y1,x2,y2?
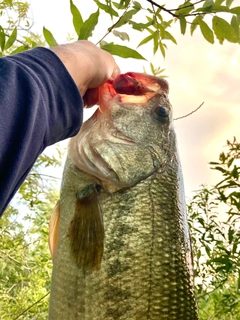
29,0,240,198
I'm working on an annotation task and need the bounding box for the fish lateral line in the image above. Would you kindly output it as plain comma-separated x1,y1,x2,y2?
68,184,104,272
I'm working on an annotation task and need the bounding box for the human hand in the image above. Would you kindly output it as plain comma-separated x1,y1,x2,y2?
51,41,120,107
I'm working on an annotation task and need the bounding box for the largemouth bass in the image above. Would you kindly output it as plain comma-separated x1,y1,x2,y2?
49,72,198,319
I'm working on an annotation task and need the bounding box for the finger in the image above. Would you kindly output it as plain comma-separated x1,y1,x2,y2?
110,63,121,80
83,88,99,108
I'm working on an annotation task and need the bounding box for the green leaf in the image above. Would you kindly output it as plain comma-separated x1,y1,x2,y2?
179,15,187,35
113,0,130,9
226,0,234,8
43,27,58,47
112,1,125,9
133,1,141,10
228,227,234,243
212,16,238,44
10,45,29,55
153,31,158,54
196,4,230,12
113,9,139,29
101,42,146,60
150,62,155,75
79,10,99,40
231,15,240,40
5,27,17,50
205,244,211,257
158,24,165,38
162,19,173,28
203,0,214,7
190,16,201,35
119,0,130,9
219,151,226,163
0,27,5,51
159,41,166,58
215,0,224,5
230,6,240,14
164,30,177,44
176,1,194,15
94,0,118,17
214,166,227,174
212,5,230,12
70,0,83,36
238,271,240,290
137,34,154,48
112,30,129,41
231,165,239,179
129,20,153,31
199,20,214,44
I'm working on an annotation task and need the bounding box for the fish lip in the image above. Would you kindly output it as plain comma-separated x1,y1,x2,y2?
99,72,168,113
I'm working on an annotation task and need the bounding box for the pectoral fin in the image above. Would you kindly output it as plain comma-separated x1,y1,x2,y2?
68,185,104,272
49,200,60,260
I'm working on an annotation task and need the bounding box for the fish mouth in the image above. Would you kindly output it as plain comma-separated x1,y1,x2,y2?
98,72,169,113
96,72,169,143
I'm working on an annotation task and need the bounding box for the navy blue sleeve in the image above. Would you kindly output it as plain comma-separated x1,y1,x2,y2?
0,47,83,216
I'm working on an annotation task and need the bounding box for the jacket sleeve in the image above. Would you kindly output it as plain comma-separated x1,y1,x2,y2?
0,47,83,216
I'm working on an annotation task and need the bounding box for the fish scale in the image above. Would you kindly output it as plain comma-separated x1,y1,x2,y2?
49,155,198,319
49,72,198,319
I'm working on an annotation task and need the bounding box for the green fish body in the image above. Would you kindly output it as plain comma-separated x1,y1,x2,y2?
49,73,198,320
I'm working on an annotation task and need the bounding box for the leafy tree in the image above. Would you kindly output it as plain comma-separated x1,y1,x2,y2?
43,0,240,59
0,147,64,318
0,0,240,319
0,147,63,319
0,0,44,56
188,137,240,319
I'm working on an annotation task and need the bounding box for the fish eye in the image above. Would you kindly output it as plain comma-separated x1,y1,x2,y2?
152,106,169,124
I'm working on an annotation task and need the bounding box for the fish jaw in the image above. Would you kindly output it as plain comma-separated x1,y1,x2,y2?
98,72,169,112
69,73,173,192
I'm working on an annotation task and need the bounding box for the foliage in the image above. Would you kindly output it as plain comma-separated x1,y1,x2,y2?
0,205,52,320
42,0,240,60
2,0,240,59
0,147,62,319
0,0,44,56
188,137,240,319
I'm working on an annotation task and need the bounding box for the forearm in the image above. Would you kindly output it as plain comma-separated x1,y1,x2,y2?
0,47,83,215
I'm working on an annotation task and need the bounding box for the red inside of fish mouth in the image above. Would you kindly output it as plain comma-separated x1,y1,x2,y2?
98,72,168,113
111,74,154,96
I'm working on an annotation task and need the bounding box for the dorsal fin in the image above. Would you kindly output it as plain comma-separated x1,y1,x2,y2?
68,185,104,272
49,200,60,260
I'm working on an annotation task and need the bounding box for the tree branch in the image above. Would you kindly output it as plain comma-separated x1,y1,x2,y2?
174,102,204,120
29,173,61,180
145,0,178,17
168,0,205,12
96,4,130,45
145,0,214,18
13,291,50,320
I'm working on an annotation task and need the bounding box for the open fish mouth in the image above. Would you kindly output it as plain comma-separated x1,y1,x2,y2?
96,72,170,146
98,72,169,113
68,72,171,192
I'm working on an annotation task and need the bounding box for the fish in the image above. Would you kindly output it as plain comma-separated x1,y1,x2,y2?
48,72,198,320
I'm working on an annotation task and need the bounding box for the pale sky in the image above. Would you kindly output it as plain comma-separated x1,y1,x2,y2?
29,0,240,197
